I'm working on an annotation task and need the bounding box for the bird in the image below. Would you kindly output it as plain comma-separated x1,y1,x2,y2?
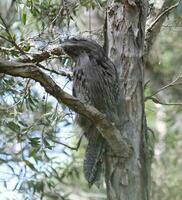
61,37,118,186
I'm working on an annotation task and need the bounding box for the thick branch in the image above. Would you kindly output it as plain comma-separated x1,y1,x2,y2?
0,58,131,158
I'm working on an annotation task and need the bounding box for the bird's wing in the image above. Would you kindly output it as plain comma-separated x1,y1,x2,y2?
73,55,118,121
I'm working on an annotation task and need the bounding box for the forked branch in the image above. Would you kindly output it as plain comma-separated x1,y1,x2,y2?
145,1,180,54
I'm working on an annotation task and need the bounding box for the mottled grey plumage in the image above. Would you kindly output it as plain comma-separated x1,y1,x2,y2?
61,38,118,186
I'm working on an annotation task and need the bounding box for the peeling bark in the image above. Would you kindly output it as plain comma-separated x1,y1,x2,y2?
105,0,150,199
145,0,179,55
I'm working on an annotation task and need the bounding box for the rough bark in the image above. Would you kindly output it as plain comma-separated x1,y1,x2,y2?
145,0,179,56
0,58,131,158
105,0,149,200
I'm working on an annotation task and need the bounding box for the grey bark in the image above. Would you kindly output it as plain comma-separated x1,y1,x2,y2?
0,0,154,198
145,0,179,55
104,0,150,199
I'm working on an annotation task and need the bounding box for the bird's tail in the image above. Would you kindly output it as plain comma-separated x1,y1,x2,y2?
83,127,105,187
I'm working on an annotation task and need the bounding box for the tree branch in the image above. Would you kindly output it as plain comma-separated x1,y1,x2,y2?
52,135,83,151
147,2,179,32
0,15,27,55
18,47,63,63
0,58,132,158
146,96,182,106
19,48,73,79
0,45,72,78
145,1,180,54
36,63,72,80
145,73,182,99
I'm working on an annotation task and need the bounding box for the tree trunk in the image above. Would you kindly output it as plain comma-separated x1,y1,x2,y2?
104,1,150,199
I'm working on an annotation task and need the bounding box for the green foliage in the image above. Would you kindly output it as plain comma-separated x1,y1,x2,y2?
0,0,182,199
146,12,182,200
0,1,107,199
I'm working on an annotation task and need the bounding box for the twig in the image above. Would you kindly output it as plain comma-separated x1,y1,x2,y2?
146,96,182,106
18,47,72,79
0,17,72,79
37,0,65,37
52,135,83,151
51,0,64,25
18,47,64,63
19,47,73,79
0,99,23,111
145,74,182,99
0,34,13,44
147,1,180,32
36,63,72,80
0,46,20,54
0,15,27,55
147,127,155,135
145,1,180,55
0,45,72,78
144,80,150,89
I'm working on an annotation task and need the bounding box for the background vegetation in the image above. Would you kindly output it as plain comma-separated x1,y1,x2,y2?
0,0,182,199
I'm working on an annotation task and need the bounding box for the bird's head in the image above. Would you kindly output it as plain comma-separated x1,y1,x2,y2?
61,38,105,61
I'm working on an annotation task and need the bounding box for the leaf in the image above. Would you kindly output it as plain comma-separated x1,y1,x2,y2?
43,138,53,150
29,137,40,147
6,121,20,133
36,181,44,193
22,12,27,25
24,160,37,171
28,95,36,107
23,43,31,52
47,181,54,189
18,120,28,127
29,148,40,158
11,34,16,41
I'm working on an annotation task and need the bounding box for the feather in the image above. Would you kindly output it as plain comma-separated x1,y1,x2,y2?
62,38,118,186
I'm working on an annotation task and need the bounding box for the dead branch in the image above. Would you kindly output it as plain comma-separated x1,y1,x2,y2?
145,74,182,100
145,1,180,55
52,135,83,151
146,96,182,106
147,2,179,32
